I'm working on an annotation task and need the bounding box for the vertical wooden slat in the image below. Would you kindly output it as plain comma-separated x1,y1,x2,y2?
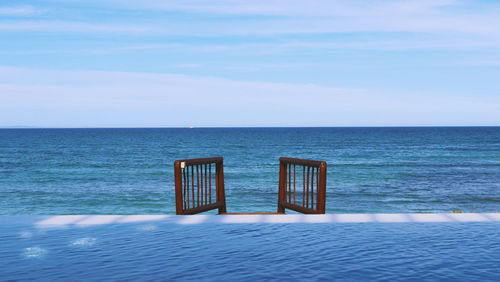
183,167,186,209
186,165,190,208
200,164,203,206
302,166,305,206
174,161,183,215
191,165,195,208
317,162,327,214
209,163,212,204
293,164,296,205
284,163,287,204
200,164,205,206
205,164,208,204
216,160,226,214
215,163,218,201
197,165,200,206
306,166,310,208
288,163,291,202
311,166,314,209
316,167,319,211
200,164,203,205
277,160,286,213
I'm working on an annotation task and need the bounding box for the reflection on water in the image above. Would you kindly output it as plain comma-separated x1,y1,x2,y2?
136,225,157,231
71,237,97,247
19,231,33,239
1,220,499,280
22,247,47,259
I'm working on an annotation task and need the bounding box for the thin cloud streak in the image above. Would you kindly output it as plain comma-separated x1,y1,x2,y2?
1,16,500,37
0,5,43,16
82,0,500,37
101,0,457,16
4,36,500,59
1,1,500,39
0,21,151,34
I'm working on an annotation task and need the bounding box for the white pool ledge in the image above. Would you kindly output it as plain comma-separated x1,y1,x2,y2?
1,213,499,227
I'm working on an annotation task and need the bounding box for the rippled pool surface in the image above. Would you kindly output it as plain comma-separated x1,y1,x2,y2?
1,217,499,281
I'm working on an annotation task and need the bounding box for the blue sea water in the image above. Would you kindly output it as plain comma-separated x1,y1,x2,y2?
1,219,499,281
0,127,499,214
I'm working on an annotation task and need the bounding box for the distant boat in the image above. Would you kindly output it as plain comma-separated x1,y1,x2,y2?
188,126,194,129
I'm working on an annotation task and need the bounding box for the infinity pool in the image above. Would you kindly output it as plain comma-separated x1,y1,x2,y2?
1,214,499,281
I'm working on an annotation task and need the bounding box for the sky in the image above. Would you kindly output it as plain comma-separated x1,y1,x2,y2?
0,0,499,127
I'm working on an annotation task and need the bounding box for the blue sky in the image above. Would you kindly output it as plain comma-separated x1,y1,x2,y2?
0,0,499,127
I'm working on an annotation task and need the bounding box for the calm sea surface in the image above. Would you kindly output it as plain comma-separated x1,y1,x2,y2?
0,127,499,214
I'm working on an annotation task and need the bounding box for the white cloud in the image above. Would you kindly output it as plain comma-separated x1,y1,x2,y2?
0,66,498,127
4,34,499,59
0,1,499,40
0,5,43,16
171,63,202,68
2,16,499,38
0,21,151,34
81,0,500,37
103,0,457,17
466,59,500,66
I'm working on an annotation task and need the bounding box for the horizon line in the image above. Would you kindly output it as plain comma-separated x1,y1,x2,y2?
1,125,499,129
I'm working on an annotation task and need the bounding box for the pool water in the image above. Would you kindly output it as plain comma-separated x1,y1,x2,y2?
1,217,499,281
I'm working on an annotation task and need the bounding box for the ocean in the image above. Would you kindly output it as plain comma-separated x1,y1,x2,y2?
1,127,499,214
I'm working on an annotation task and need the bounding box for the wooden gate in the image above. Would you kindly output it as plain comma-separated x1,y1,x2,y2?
278,157,327,214
174,157,226,215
